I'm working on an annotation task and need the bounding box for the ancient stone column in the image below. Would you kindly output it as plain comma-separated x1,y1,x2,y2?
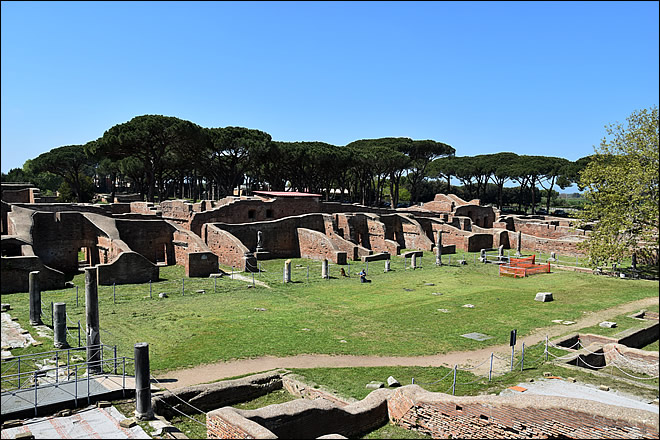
283,259,292,283
498,245,504,259
410,254,417,270
85,267,102,374
321,259,329,279
435,231,443,266
53,302,69,349
384,259,391,272
29,271,42,326
134,342,154,420
516,231,522,257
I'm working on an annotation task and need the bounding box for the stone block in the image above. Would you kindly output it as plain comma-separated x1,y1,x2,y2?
599,321,617,328
120,418,137,428
361,252,391,262
535,292,553,302
366,381,384,389
387,376,400,387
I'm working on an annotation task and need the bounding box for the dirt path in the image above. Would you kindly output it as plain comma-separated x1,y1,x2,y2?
229,271,270,288
156,296,658,389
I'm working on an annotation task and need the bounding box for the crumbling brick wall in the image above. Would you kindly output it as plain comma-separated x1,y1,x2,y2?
388,385,658,439
96,251,159,285
207,388,391,439
115,219,176,264
513,219,588,240
507,230,587,257
297,228,347,264
0,256,66,293
204,224,252,271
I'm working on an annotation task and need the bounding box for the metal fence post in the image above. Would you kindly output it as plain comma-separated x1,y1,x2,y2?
17,357,21,389
76,286,79,307
182,278,185,296
74,364,78,407
87,363,91,405
452,365,457,395
149,280,152,298
489,353,493,381
545,336,549,361
114,345,118,374
521,342,525,372
55,351,59,383
77,320,81,347
34,371,38,416
122,357,126,398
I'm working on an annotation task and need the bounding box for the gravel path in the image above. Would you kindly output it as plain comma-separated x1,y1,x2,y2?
156,296,658,389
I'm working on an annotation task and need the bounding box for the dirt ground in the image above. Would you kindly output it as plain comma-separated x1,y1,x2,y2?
156,296,659,388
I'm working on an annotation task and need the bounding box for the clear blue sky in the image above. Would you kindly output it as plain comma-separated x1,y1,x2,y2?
2,1,658,177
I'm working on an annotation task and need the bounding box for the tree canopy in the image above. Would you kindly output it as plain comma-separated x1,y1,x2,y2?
576,106,659,267
30,144,95,202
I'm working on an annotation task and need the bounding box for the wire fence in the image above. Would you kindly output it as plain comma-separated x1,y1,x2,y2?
409,336,658,396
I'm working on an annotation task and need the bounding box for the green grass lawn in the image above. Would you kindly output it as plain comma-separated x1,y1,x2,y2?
3,250,658,376
573,303,659,339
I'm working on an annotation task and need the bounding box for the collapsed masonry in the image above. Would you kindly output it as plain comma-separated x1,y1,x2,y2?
151,370,658,439
1,188,590,293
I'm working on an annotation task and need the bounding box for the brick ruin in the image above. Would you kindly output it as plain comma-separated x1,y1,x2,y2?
1,189,589,293
197,372,658,439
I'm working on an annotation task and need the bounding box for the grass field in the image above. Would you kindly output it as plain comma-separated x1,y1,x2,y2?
3,250,658,376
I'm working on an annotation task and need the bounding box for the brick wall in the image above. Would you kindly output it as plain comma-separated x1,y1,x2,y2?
207,407,277,439
297,228,347,264
115,219,176,264
205,224,252,271
31,211,103,273
0,255,66,293
513,219,588,240
388,385,658,439
207,388,391,439
507,230,588,257
128,201,157,215
96,251,159,285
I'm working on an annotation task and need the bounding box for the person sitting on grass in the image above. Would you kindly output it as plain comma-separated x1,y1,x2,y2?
359,269,371,283
340,268,349,277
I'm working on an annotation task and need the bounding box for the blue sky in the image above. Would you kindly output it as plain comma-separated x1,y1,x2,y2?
2,1,658,180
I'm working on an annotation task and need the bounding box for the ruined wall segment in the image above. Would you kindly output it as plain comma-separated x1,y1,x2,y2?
388,385,658,439
96,251,159,285
297,228,347,264
1,255,66,293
